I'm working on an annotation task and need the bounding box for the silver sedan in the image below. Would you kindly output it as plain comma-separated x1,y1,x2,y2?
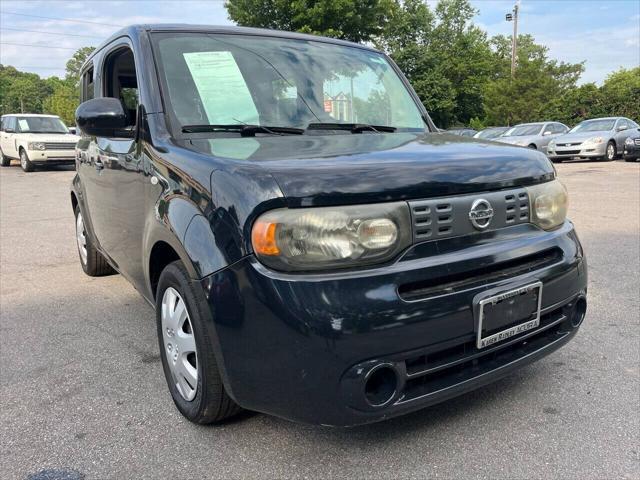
547,117,640,162
495,122,569,153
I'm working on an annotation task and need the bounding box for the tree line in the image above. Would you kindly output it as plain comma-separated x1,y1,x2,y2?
1,0,638,128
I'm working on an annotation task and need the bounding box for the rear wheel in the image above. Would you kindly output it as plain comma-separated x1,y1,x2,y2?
74,205,116,276
604,141,616,161
156,260,241,424
528,144,537,149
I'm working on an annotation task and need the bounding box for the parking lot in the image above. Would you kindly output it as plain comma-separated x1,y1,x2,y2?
0,160,638,479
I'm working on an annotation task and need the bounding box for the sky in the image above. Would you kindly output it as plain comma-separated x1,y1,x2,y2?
0,0,638,84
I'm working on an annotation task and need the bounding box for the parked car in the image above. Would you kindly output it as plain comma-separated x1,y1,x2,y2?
623,128,640,162
0,114,80,172
447,128,477,137
495,122,569,152
72,24,587,427
473,126,509,140
547,117,640,162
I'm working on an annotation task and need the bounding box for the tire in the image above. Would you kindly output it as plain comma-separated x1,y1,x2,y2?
0,149,10,166
156,260,241,424
74,204,116,276
604,141,616,161
527,144,537,149
625,157,638,163
19,148,35,172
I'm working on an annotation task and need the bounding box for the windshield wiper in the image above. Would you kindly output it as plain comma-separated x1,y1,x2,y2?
181,124,304,136
306,122,397,133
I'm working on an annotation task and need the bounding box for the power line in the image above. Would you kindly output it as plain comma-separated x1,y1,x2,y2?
8,66,66,70
0,11,122,27
0,26,106,39
0,42,83,50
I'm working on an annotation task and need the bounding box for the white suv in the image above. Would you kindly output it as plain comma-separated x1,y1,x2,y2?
0,114,80,172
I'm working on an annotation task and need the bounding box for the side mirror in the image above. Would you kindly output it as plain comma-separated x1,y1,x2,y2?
75,97,130,138
543,131,552,136
616,125,628,132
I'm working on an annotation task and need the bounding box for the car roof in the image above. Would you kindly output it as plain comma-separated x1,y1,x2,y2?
1,113,59,118
83,23,379,68
582,117,620,121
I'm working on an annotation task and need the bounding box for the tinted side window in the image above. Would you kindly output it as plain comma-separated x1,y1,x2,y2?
0,117,4,131
103,46,139,128
5,117,16,131
82,66,95,102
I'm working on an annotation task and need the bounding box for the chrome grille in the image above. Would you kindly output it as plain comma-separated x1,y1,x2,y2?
44,142,77,150
409,187,530,243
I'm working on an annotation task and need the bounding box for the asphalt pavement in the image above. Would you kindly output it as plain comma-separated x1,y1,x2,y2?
0,159,638,479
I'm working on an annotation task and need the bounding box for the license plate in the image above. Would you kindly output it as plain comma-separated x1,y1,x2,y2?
476,281,542,349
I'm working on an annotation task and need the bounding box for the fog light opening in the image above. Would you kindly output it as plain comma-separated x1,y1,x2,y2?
364,364,398,407
572,297,587,327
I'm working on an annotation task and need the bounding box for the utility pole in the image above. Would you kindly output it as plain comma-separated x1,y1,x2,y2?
506,0,520,78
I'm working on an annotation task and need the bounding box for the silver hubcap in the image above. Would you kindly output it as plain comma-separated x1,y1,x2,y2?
161,287,198,401
75,213,88,265
20,152,27,169
607,144,615,159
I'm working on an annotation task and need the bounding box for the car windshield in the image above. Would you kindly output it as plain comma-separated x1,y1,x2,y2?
151,33,425,133
16,116,68,133
570,119,616,133
475,127,508,139
502,124,542,137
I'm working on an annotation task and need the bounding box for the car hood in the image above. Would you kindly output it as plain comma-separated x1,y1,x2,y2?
186,132,554,207
555,131,611,143
20,133,80,144
495,135,538,145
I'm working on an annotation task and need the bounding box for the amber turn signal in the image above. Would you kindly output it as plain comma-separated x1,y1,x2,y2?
251,220,280,256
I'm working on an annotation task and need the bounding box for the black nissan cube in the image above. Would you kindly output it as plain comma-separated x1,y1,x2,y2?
71,25,588,426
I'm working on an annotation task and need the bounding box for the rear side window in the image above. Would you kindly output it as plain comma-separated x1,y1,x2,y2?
82,66,95,102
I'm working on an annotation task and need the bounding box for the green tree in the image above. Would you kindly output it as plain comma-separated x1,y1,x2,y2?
65,46,95,87
598,67,640,121
483,34,584,126
43,77,78,125
225,0,396,43
378,0,493,128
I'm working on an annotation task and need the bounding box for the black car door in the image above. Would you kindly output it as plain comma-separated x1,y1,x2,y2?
80,41,148,289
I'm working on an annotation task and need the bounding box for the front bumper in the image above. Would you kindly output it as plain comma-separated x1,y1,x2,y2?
200,222,587,426
623,143,640,160
28,149,75,164
548,142,605,160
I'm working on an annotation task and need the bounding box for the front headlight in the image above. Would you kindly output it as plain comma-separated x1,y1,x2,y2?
28,142,46,151
583,136,603,145
548,140,556,149
625,137,634,146
251,203,412,271
526,180,568,230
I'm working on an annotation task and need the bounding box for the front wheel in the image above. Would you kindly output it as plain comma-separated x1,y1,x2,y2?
604,141,616,161
0,149,10,166
20,149,34,172
156,260,241,424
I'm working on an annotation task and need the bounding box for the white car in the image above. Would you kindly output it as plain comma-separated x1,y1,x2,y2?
0,114,80,172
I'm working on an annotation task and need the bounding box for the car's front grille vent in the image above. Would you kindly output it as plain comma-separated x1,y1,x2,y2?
505,191,529,224
398,247,563,302
409,187,530,243
412,202,454,240
634,138,640,146
559,149,581,155
557,142,582,147
44,142,77,150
